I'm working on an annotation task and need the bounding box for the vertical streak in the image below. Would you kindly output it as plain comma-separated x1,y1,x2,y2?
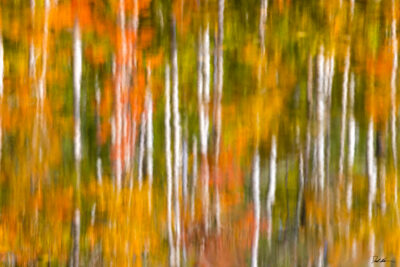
347,74,355,210
0,43,2,172
29,0,35,80
95,78,103,185
305,55,313,184
138,112,146,189
146,69,153,211
325,54,335,187
38,0,50,102
73,21,82,187
369,231,375,267
259,0,268,55
350,0,355,20
165,65,175,266
339,47,350,177
182,139,188,209
171,18,181,266
191,138,198,221
251,151,260,267
198,29,209,233
214,0,225,233
70,209,80,267
0,33,2,163
367,119,377,220
72,16,81,266
317,47,325,190
203,26,210,103
0,34,3,97
266,135,277,244
391,0,398,203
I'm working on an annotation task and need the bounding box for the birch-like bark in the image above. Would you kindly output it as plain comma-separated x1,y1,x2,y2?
70,209,80,267
146,69,153,212
339,47,350,178
138,112,146,189
165,65,175,266
73,21,82,187
213,0,225,233
259,0,268,55
266,135,277,244
38,0,50,102
198,28,210,233
171,18,181,266
251,151,260,267
317,47,325,191
367,119,377,220
29,0,36,80
347,73,355,211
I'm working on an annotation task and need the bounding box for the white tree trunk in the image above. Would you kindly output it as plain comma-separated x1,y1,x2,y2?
367,119,377,220
171,19,181,266
251,151,260,267
165,64,175,266
339,47,350,177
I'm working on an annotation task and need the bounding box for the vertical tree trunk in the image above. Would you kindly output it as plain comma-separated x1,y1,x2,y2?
73,20,82,187
317,47,325,191
146,67,153,212
38,0,50,102
70,209,80,267
339,47,350,178
165,64,175,266
347,73,355,211
213,0,225,233
266,135,277,244
138,112,146,189
251,151,260,267
191,138,198,222
367,119,377,220
171,17,181,266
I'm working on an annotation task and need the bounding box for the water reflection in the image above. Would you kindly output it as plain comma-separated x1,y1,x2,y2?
1,0,400,266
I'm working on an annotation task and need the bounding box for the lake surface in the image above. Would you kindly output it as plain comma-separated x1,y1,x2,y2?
0,0,399,266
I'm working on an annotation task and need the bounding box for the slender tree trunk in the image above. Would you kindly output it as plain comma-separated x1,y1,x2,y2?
70,209,80,267
191,137,198,222
146,67,153,212
367,118,377,220
171,17,181,266
259,0,268,55
266,135,277,245
213,0,225,233
73,20,82,188
251,151,260,267
317,47,325,191
165,64,175,266
138,112,146,189
38,0,50,102
339,47,350,178
347,73,355,211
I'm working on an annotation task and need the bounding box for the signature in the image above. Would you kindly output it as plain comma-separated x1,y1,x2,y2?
371,256,396,263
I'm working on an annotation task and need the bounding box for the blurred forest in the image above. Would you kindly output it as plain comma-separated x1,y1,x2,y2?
0,0,399,266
